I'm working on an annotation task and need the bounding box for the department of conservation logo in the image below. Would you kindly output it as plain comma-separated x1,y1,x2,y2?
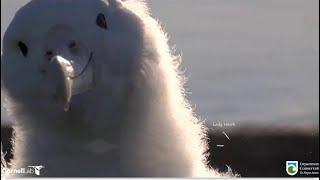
286,161,299,176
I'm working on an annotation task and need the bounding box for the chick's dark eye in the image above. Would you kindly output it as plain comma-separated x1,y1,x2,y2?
68,41,77,49
46,51,54,60
46,51,53,56
18,41,28,57
96,13,108,30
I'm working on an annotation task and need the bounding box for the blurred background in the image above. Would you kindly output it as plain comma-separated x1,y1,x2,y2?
1,0,319,177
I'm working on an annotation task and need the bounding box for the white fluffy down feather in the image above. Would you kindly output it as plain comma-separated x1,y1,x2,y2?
1,0,235,177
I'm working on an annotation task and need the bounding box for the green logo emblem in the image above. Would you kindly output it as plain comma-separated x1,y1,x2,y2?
286,161,298,176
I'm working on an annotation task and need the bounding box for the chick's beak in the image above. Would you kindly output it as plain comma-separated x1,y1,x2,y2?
52,53,94,111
